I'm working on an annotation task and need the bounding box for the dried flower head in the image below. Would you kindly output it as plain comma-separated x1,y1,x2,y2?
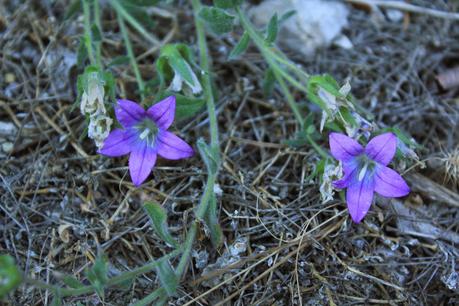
88,114,113,149
80,72,106,115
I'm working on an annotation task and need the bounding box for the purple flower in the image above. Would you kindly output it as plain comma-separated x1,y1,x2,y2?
329,132,410,223
98,96,194,186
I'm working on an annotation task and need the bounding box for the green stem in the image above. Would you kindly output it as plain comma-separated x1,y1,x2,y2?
306,134,330,159
117,12,145,99
175,222,198,277
128,223,198,306
270,60,305,127
131,288,166,306
191,0,219,151
82,0,95,64
25,249,182,298
109,0,159,45
195,173,216,219
236,8,309,83
236,7,304,127
93,0,102,67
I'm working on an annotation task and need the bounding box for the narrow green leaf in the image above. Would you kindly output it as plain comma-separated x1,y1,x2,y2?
265,13,278,44
197,139,220,175
62,275,84,289
214,0,242,9
50,291,62,306
199,6,235,35
108,56,130,67
203,193,223,247
119,0,157,30
174,94,206,120
156,260,178,297
144,202,178,247
64,0,82,20
0,255,22,299
279,9,296,24
85,256,108,300
125,0,160,6
91,24,102,42
262,68,276,97
168,56,196,89
228,31,250,60
77,38,88,68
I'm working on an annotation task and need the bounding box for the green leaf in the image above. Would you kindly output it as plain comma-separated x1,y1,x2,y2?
197,139,220,175
339,107,357,129
62,275,84,289
90,24,102,42
262,68,276,97
108,55,130,67
265,13,278,44
169,56,196,88
0,255,22,299
228,31,250,60
64,0,82,20
154,92,205,121
126,0,160,6
199,6,235,35
160,44,201,91
307,74,342,112
76,38,88,68
119,0,157,30
203,193,223,247
144,202,178,247
155,260,178,297
85,256,108,300
279,9,296,24
213,0,242,9
50,291,62,306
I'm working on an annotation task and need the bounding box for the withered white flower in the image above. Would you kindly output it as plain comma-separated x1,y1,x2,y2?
88,114,113,149
168,61,202,95
320,162,343,203
80,72,106,115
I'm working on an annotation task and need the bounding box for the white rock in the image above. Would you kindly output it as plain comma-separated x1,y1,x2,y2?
250,0,350,56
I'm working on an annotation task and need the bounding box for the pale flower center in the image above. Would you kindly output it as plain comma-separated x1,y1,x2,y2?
356,155,376,182
136,118,159,146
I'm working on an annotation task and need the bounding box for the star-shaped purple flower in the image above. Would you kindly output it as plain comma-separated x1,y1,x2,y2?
329,132,410,223
98,96,194,186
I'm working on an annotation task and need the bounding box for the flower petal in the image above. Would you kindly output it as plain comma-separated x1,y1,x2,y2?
365,132,397,165
98,129,137,157
115,99,145,127
374,165,410,197
156,131,194,160
346,172,375,223
333,165,358,189
147,96,176,129
129,142,157,187
329,133,364,162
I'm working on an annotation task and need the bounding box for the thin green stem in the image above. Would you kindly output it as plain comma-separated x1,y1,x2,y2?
131,288,166,306
175,222,198,277
191,0,219,151
93,0,102,67
270,59,305,127
195,174,215,219
117,12,145,99
306,134,330,159
236,7,304,127
236,8,309,83
82,0,95,64
25,248,182,298
109,0,160,45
